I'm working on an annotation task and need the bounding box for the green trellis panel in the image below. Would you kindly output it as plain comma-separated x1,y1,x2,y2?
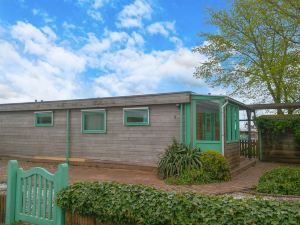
5,160,68,225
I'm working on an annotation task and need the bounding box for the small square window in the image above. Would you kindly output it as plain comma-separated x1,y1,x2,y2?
124,108,149,126
35,111,53,127
82,110,106,133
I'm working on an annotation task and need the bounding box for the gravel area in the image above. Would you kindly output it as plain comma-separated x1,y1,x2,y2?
227,191,300,202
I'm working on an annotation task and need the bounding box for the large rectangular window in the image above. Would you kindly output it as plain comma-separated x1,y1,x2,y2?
123,107,149,126
226,104,239,142
82,109,106,133
34,111,53,127
196,101,220,141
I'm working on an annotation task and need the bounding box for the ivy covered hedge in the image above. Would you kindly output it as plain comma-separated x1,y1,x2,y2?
256,115,300,141
257,167,300,195
56,182,300,225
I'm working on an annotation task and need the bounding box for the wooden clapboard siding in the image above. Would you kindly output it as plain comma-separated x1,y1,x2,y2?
0,92,191,112
0,104,180,167
223,113,240,169
0,110,67,157
70,104,180,166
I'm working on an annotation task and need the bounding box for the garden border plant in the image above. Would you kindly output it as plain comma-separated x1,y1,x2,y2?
257,167,300,196
56,181,300,225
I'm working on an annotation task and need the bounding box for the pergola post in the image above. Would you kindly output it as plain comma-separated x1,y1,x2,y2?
246,109,252,157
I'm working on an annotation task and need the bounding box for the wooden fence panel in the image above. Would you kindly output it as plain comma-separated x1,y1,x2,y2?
0,194,5,224
240,140,258,159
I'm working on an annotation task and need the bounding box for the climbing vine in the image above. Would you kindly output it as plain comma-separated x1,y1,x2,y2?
256,115,300,141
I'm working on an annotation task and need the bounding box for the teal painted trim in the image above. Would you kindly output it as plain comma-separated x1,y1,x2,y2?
226,104,240,143
192,98,223,153
66,110,70,163
5,160,18,225
6,160,68,225
123,108,149,126
180,104,183,143
81,110,107,134
184,103,191,145
54,163,68,225
34,112,54,127
193,99,222,142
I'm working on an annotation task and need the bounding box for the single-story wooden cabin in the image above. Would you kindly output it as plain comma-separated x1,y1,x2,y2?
0,92,248,169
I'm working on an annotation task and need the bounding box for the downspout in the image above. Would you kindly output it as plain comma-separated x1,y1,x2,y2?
66,109,70,163
221,100,229,155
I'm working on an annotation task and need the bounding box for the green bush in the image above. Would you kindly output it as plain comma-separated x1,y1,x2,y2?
165,168,212,185
256,115,300,141
157,139,201,179
257,167,300,195
200,150,231,182
166,151,231,185
57,182,300,225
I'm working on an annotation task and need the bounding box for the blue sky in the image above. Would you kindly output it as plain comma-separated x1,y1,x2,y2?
0,0,231,103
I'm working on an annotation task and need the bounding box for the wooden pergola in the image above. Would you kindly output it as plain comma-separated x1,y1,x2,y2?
239,102,300,142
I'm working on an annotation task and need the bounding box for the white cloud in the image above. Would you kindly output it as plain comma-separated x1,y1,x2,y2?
32,8,55,23
87,10,103,21
147,21,175,37
0,22,87,103
0,20,207,103
11,22,86,73
77,0,109,22
117,0,152,28
92,47,206,97
81,30,145,68
62,22,76,30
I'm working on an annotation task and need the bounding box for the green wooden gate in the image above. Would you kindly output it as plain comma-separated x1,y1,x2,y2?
5,160,68,225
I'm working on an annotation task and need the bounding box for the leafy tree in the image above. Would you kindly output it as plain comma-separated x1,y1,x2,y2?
194,0,300,106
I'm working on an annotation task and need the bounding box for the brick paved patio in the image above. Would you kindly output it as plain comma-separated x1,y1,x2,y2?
0,159,298,194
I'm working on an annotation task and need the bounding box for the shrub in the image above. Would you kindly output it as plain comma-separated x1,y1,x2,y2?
157,139,201,179
166,151,231,185
57,181,300,225
165,168,212,185
257,167,300,195
200,150,231,182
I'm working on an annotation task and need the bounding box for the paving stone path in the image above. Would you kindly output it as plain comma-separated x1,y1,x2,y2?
0,159,297,194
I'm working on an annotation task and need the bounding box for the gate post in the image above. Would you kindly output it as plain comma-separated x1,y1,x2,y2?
54,163,68,225
5,160,18,225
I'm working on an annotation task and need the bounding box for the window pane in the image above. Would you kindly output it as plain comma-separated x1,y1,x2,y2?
36,113,52,126
196,101,220,141
126,109,148,124
226,105,239,142
84,112,105,131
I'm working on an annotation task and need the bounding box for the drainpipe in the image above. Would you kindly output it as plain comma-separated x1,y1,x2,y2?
66,109,70,163
221,100,229,155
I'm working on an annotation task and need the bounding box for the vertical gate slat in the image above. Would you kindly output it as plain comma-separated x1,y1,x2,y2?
49,181,53,219
38,175,42,218
28,176,32,215
33,174,37,217
24,177,28,214
43,178,47,219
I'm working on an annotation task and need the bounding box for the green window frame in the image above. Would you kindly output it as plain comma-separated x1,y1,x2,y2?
226,104,239,143
81,109,106,134
34,111,53,127
123,107,149,126
195,100,221,142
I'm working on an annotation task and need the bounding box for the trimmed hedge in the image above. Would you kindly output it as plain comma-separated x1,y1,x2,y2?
56,182,300,225
257,167,300,195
